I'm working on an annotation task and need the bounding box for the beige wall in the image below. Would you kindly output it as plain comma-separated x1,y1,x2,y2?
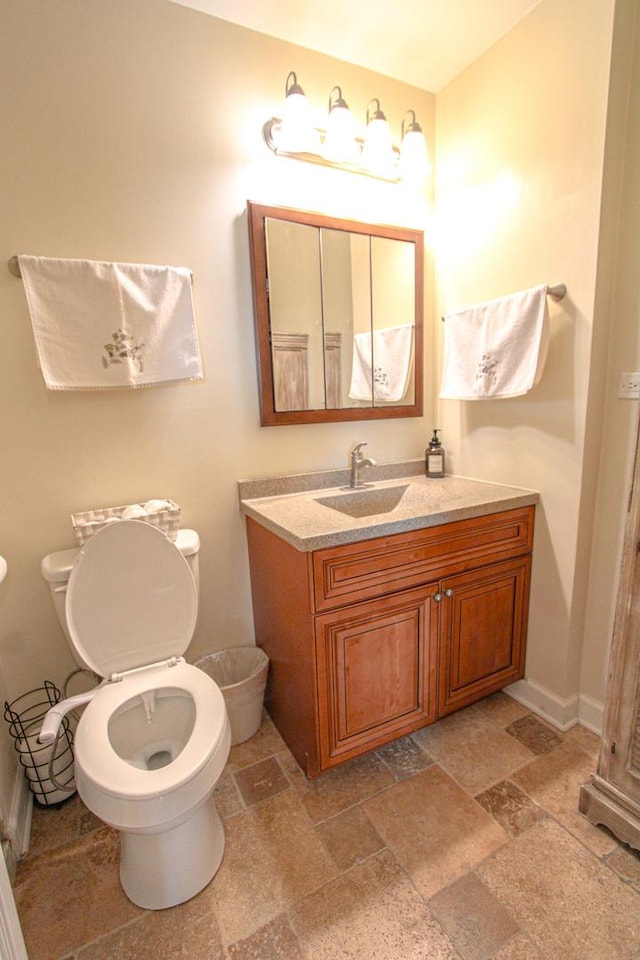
0,0,434,810
0,649,16,828
435,0,637,724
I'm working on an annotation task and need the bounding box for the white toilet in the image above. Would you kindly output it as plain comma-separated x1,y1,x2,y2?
40,519,231,910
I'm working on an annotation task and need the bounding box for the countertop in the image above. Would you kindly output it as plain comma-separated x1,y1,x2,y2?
238,460,539,552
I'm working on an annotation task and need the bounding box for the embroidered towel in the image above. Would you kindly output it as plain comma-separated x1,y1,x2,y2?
18,256,203,390
349,324,414,402
439,285,549,400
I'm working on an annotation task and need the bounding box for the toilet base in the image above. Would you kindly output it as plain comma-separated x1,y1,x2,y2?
119,794,225,910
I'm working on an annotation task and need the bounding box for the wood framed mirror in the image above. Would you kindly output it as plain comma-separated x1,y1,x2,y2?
247,201,424,426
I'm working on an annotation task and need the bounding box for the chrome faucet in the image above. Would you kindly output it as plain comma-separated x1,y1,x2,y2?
349,442,377,489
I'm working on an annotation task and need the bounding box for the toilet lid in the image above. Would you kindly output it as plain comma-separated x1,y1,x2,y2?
66,520,197,678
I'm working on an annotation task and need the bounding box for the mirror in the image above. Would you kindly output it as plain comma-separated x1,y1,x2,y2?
247,202,424,426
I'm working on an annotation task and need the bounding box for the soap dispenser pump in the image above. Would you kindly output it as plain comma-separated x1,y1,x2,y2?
425,429,445,478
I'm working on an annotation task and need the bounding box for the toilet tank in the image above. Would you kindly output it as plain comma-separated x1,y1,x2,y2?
41,528,200,647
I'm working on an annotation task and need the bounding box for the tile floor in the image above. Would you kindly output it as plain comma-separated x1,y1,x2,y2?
13,692,640,960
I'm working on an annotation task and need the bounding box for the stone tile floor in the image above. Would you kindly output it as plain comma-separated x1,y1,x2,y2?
13,693,640,960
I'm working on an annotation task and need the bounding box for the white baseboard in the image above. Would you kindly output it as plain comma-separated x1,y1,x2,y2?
6,768,32,860
0,768,30,960
0,850,28,960
576,693,604,735
505,678,603,736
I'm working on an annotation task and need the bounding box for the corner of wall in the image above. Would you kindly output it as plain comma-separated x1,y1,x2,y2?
5,773,31,862
506,678,603,735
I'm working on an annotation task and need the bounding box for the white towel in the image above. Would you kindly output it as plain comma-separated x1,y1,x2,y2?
18,256,203,390
349,324,414,402
439,285,549,400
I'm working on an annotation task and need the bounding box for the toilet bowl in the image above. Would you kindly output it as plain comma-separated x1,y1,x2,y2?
40,519,231,910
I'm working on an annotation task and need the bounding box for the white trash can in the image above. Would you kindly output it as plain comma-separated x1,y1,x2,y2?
195,647,269,745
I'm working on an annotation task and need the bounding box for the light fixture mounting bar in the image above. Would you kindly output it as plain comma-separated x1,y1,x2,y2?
262,118,402,183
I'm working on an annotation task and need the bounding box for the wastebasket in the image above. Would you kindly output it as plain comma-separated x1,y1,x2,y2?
195,647,269,745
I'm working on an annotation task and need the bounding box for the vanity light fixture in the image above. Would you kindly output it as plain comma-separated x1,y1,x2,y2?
262,72,430,183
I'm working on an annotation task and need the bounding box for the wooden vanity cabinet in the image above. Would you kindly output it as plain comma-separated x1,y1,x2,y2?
245,505,534,778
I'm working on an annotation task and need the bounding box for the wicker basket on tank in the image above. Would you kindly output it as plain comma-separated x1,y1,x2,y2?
71,499,181,546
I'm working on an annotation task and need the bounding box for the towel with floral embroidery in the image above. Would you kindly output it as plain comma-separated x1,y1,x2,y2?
439,285,549,400
18,255,203,390
349,324,414,402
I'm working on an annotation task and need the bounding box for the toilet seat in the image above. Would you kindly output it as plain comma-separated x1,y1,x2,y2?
65,519,198,677
74,659,228,801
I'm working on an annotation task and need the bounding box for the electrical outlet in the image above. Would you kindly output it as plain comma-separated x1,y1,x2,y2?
619,372,640,399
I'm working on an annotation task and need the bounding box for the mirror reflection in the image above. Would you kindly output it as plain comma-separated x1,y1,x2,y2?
248,202,424,426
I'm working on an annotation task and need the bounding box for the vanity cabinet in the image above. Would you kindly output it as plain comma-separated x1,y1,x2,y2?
245,505,534,777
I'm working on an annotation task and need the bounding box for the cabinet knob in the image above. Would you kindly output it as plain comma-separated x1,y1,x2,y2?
433,592,442,602
444,588,454,598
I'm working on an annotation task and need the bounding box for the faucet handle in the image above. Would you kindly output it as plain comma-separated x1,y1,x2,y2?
352,441,367,459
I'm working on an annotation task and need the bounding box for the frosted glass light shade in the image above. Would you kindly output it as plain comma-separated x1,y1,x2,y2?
398,111,430,181
322,87,358,164
278,89,314,153
362,116,395,177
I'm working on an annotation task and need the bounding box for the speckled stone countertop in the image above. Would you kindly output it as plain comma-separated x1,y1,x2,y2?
238,460,539,552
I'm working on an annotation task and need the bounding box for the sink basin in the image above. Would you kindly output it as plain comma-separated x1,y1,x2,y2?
315,484,410,518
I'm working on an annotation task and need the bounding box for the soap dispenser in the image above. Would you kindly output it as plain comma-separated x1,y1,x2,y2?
425,429,445,478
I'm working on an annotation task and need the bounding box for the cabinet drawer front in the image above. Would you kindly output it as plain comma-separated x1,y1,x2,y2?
312,507,534,612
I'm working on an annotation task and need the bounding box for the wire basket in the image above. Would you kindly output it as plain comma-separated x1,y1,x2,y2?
4,681,76,807
71,499,181,545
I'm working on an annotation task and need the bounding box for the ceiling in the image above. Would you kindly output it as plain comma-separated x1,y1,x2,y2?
169,0,542,92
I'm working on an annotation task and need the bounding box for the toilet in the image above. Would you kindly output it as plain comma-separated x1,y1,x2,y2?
40,519,231,910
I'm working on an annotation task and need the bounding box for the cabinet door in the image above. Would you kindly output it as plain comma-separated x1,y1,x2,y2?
439,557,530,715
315,584,439,769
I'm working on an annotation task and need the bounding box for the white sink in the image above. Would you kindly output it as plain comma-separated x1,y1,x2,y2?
0,556,6,583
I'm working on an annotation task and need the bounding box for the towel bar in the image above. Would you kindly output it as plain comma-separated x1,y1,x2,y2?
547,283,567,301
7,255,194,284
441,282,567,320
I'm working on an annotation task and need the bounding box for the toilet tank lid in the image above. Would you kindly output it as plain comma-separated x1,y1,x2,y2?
41,528,200,583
